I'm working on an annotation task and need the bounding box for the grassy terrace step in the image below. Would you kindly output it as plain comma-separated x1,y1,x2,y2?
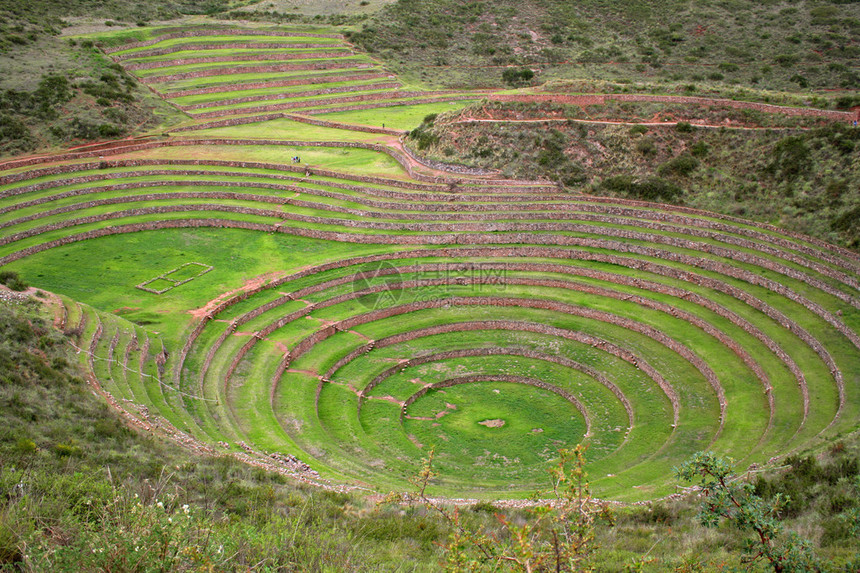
127,51,361,74
3,184,859,314
113,43,350,62
172,80,403,108
217,300,740,492
184,89,436,117
1,170,856,275
138,59,375,83
134,54,371,76
169,96,480,130
62,301,192,432
120,46,355,65
109,36,344,59
101,29,343,55
4,185,860,313
158,71,393,95
1,167,855,285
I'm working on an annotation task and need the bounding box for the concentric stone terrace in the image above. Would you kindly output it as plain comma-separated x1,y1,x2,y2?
103,27,476,133
2,134,859,500
2,24,859,501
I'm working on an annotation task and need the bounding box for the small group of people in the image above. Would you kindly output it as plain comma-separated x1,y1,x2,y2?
291,156,302,163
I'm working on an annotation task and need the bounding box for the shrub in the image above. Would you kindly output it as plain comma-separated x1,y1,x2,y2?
635,137,657,156
768,135,811,180
601,176,682,202
657,153,699,176
0,271,27,291
834,95,860,110
690,141,709,157
501,67,534,87
6,277,28,292
790,74,809,88
422,113,438,124
675,121,693,133
629,124,648,135
408,124,438,150
775,53,798,67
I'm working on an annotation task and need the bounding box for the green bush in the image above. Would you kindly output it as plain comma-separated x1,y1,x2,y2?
657,153,699,176
501,67,534,87
0,271,28,291
408,124,438,150
690,141,709,157
675,121,693,133
775,53,799,67
601,175,682,202
768,135,811,180
629,124,649,135
635,137,657,156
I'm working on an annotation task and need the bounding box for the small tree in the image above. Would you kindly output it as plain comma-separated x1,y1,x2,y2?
675,452,822,573
387,445,612,572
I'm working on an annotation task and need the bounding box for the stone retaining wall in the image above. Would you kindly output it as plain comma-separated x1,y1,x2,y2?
288,295,715,417
284,114,405,135
4,206,855,357
305,317,680,424
10,193,849,305
168,72,392,98
237,258,799,420
0,140,557,191
25,195,854,299
399,138,497,176
191,245,840,411
263,278,731,426
189,90,433,119
112,42,345,61
488,93,856,122
3,162,857,277
347,344,633,429
142,61,372,84
299,95,477,117
181,82,401,110
124,51,353,71
101,29,343,54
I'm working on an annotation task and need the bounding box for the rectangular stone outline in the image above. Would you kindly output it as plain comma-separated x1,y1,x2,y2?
136,262,213,294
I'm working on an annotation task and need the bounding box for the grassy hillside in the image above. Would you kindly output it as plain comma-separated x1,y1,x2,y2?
405,100,860,248
350,0,860,91
0,0,207,157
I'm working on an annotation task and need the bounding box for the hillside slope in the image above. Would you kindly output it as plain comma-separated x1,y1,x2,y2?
351,0,860,91
405,100,860,248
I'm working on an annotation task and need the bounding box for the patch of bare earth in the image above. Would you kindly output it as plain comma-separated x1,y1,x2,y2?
189,271,282,319
478,419,506,428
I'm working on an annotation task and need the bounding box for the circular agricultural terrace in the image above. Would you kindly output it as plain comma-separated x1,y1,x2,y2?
1,26,858,501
